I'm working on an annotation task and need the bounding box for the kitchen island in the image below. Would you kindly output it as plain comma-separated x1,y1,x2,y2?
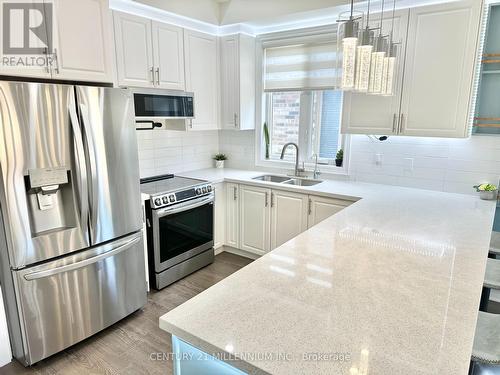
160,169,496,374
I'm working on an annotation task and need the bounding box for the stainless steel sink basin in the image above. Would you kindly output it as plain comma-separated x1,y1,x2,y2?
282,178,323,186
252,175,291,183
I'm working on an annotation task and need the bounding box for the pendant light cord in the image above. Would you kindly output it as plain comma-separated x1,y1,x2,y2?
350,0,354,19
379,0,385,37
390,0,396,41
366,0,371,27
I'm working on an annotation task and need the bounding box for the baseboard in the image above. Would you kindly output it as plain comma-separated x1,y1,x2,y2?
218,246,261,260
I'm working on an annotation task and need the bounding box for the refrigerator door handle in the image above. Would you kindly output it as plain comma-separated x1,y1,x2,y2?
79,103,99,236
68,100,89,230
23,234,142,281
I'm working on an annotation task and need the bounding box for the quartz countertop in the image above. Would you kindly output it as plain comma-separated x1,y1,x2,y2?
160,168,496,375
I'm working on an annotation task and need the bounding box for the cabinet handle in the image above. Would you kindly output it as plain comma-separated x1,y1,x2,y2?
53,48,59,74
150,67,155,85
234,113,238,127
233,186,237,201
155,67,160,85
308,198,312,215
399,113,404,134
392,113,397,133
43,47,50,73
265,192,269,207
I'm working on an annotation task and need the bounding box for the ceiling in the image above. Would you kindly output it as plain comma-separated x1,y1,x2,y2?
134,0,351,26
131,0,460,33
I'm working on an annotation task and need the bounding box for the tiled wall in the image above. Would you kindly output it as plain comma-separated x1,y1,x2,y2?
217,129,500,195
349,135,500,195
136,129,219,178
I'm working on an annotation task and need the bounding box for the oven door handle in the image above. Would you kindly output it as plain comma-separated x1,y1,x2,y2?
154,194,214,218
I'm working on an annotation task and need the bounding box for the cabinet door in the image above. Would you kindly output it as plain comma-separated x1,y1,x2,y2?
225,183,239,248
0,0,51,78
113,11,154,88
308,196,351,229
239,185,271,255
184,30,219,130
342,10,409,135
51,0,113,82
214,183,225,250
152,22,185,90
220,35,239,129
400,0,481,138
270,190,308,250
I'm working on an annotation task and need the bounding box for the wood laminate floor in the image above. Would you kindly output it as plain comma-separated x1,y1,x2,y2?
0,251,252,375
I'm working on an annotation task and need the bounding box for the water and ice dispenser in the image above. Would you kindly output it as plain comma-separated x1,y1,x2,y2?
25,167,77,236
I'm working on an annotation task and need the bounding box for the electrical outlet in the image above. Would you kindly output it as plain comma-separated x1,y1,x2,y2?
403,157,414,172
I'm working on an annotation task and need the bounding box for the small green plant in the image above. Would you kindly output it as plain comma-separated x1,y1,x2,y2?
213,153,228,161
336,149,343,161
474,183,498,192
263,122,270,159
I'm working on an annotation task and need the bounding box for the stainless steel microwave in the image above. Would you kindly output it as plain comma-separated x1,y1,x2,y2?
133,88,194,119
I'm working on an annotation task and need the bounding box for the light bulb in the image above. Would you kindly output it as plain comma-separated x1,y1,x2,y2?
341,37,358,90
380,56,389,94
355,45,373,92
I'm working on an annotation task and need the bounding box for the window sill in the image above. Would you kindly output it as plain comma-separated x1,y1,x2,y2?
254,159,349,176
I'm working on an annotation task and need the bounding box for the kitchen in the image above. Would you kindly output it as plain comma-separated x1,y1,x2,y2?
0,0,498,374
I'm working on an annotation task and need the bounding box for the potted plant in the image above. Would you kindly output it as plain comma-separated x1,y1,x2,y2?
263,122,270,159
474,183,498,200
335,149,344,167
213,153,227,169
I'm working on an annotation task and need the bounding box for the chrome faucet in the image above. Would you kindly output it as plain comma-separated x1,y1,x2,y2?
280,142,305,177
313,154,321,179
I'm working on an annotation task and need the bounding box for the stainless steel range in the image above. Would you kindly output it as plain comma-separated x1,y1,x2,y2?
141,175,214,289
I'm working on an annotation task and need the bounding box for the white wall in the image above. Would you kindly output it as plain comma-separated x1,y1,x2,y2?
136,129,220,178
217,129,500,195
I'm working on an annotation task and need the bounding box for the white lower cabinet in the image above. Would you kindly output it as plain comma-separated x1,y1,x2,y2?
221,183,354,256
225,183,240,248
239,185,271,255
270,190,308,249
214,183,225,250
307,196,352,229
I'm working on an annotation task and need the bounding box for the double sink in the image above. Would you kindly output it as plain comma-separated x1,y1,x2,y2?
252,175,323,186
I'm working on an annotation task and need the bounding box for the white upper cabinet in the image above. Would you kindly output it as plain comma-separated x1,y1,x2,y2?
400,0,481,137
270,190,308,250
0,0,113,82
342,10,409,135
184,30,219,130
220,34,256,130
152,22,185,90
113,12,154,88
342,0,482,138
51,0,113,82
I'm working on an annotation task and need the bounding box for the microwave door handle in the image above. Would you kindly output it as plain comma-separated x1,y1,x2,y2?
156,195,213,218
68,100,89,229
79,103,99,237
23,234,142,280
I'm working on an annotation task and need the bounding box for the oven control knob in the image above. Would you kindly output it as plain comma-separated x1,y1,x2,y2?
169,194,175,202
162,196,168,204
154,198,161,206
207,185,212,192
196,188,202,195
202,186,207,194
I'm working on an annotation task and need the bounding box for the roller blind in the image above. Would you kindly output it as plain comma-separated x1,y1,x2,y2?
264,40,338,92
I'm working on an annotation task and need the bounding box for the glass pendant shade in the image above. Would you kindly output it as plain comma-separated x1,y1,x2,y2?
341,37,358,90
382,56,396,95
355,28,374,92
368,36,387,94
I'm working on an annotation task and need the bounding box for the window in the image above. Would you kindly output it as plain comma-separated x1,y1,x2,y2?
266,89,344,164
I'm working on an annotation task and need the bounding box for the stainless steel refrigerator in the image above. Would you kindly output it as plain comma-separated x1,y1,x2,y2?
0,81,147,366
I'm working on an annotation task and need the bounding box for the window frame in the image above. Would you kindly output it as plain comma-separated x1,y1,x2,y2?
254,26,350,176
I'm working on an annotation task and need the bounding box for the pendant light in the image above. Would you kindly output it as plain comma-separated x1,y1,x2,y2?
354,0,374,92
368,0,387,94
382,0,398,96
338,0,360,90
